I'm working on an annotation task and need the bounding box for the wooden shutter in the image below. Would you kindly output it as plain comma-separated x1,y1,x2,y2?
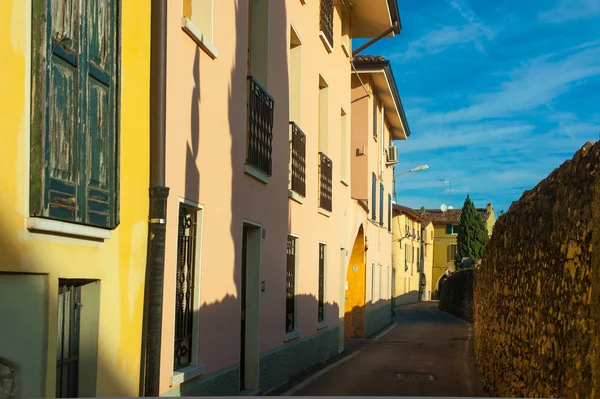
446,224,452,234
387,194,391,232
379,183,384,225
371,173,376,220
85,0,118,227
31,0,118,228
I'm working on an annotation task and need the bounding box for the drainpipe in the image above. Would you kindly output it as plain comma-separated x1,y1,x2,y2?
140,0,169,397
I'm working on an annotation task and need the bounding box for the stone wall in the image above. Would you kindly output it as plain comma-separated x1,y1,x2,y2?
439,269,474,322
474,141,600,398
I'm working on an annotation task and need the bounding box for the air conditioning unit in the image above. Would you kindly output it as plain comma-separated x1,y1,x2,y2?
386,146,399,165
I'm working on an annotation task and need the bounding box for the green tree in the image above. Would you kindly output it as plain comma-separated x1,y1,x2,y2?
455,195,489,269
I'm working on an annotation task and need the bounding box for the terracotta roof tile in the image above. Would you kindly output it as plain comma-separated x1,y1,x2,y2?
419,209,490,224
353,55,387,63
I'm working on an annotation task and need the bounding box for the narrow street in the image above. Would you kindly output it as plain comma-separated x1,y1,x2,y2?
278,302,487,397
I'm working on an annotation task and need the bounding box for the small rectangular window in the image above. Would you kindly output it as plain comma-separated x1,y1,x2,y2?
452,224,459,234
449,244,458,262
182,0,216,56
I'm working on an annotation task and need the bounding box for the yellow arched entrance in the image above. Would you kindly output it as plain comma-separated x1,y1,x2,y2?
344,225,366,338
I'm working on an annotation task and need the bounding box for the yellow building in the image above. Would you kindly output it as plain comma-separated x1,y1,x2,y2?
0,1,151,397
423,204,496,299
391,205,434,305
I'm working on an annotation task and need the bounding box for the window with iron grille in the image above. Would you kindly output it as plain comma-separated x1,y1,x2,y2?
30,0,120,228
289,123,306,197
319,153,333,212
174,203,198,370
371,173,377,220
379,183,384,226
56,281,83,398
286,236,298,333
319,0,334,48
246,77,274,176
318,243,326,323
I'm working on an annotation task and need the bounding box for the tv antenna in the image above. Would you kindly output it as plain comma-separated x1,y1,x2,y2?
438,179,453,209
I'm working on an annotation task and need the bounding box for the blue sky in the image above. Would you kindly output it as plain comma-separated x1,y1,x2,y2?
356,0,600,213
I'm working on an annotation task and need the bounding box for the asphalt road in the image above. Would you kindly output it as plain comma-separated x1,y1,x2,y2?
277,301,488,397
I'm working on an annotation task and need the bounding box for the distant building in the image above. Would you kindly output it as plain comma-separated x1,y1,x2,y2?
422,204,496,299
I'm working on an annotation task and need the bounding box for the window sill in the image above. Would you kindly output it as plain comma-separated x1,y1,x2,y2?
319,32,333,54
170,364,206,386
340,178,349,187
27,218,111,240
317,321,328,330
318,208,332,217
288,190,305,204
181,17,218,59
284,330,301,342
244,164,270,184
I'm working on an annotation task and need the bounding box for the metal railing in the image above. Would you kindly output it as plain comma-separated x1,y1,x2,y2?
320,0,334,47
289,122,306,197
319,152,333,212
246,76,274,176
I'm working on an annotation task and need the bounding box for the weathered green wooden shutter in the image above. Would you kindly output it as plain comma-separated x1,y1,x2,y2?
387,194,391,232
379,183,384,225
371,173,377,220
85,0,118,227
43,0,83,222
31,0,118,228
446,224,452,234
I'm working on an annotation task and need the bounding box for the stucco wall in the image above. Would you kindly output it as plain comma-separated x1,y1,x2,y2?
0,1,151,396
474,141,600,398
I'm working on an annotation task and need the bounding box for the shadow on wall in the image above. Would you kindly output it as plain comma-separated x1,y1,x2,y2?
438,269,473,322
393,290,419,307
0,219,128,398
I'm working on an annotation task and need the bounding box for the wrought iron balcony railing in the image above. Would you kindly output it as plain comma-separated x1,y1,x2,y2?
320,0,334,47
289,122,306,197
319,152,333,212
246,76,274,176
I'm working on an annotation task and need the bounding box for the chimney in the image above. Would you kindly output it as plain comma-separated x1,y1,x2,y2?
486,203,493,213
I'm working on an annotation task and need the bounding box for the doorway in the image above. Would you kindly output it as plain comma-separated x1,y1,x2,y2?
240,222,262,392
344,225,366,339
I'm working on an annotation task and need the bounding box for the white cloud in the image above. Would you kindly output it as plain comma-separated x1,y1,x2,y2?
539,0,600,23
418,45,600,125
402,25,493,60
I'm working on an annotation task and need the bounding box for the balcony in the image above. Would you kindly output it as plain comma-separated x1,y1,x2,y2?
289,122,306,198
319,0,334,49
246,76,274,177
319,152,333,213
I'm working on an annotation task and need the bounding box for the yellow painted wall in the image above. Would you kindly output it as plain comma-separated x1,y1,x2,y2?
0,0,150,396
431,223,457,297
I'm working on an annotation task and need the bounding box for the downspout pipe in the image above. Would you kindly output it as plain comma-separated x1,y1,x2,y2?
140,0,169,396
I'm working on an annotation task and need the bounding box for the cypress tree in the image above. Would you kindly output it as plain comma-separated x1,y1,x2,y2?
455,195,489,269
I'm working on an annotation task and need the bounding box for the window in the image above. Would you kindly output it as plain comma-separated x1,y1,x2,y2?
174,202,201,371
379,183,384,226
319,0,334,49
286,236,299,334
318,243,326,324
56,279,100,398
31,0,119,229
249,0,269,87
379,264,382,300
289,26,302,124
447,224,459,234
371,263,376,301
373,95,378,140
449,244,458,262
371,173,377,221
182,0,217,57
340,109,349,182
318,75,329,154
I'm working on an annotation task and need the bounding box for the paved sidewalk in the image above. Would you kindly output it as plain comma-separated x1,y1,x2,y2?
275,301,487,397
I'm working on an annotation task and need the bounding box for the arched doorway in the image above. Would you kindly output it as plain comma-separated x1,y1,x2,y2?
435,273,449,299
344,225,366,339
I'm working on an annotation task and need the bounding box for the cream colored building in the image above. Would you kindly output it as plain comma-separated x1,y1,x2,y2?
391,205,434,305
158,0,407,396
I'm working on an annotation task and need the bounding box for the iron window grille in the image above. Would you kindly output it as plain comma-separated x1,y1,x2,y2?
286,236,297,333
290,122,306,197
246,76,274,176
318,243,326,323
319,0,334,48
319,152,333,212
174,203,198,370
56,281,83,398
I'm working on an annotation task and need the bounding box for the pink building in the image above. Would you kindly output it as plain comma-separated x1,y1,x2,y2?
157,0,410,395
